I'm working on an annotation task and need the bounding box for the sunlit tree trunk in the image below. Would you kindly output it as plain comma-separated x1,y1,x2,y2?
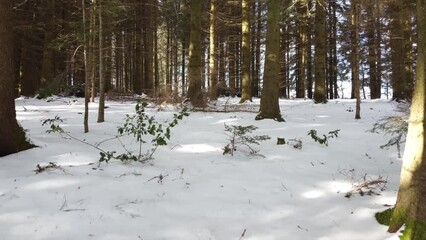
250,1,257,97
388,0,426,237
239,0,252,103
0,0,33,156
314,0,327,103
256,0,284,122
209,0,218,100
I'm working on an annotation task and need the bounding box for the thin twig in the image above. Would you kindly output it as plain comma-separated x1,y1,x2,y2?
148,174,169,184
239,229,247,240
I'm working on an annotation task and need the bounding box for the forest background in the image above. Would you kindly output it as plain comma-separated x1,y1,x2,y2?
11,0,415,106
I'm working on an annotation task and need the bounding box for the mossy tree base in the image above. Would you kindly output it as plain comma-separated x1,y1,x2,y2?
255,113,285,122
399,221,426,240
375,208,426,240
375,208,393,226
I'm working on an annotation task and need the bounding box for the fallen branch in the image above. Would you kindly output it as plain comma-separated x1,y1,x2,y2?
345,175,388,198
59,195,86,212
34,162,64,174
148,174,169,184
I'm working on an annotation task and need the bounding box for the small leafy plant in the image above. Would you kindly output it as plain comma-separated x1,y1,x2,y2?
42,115,65,133
106,99,190,163
43,99,189,164
308,129,340,146
223,124,270,156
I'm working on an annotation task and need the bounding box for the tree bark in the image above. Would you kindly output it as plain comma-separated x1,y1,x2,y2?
40,0,56,88
256,0,284,122
187,0,203,107
143,0,155,95
0,0,33,156
239,0,252,103
388,0,426,237
389,0,413,101
351,0,361,119
313,0,327,103
327,0,338,99
367,0,381,99
209,0,218,100
296,1,308,98
97,0,105,123
280,0,290,98
89,0,96,102
82,0,90,133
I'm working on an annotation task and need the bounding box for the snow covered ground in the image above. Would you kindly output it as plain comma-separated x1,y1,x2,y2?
0,96,404,240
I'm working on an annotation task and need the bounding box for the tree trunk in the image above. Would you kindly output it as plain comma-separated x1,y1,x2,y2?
368,0,381,99
20,40,42,96
256,2,262,98
82,0,90,133
374,0,382,99
239,0,252,103
97,0,105,123
307,0,314,100
187,0,203,107
256,0,284,122
250,1,258,97
388,0,426,237
280,1,290,98
327,0,338,99
296,1,308,98
209,0,218,100
229,41,237,97
89,0,96,102
313,0,327,103
0,0,33,156
352,0,361,119
134,3,143,95
403,4,414,100
40,0,56,89
181,39,187,96
389,0,412,101
143,0,155,95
